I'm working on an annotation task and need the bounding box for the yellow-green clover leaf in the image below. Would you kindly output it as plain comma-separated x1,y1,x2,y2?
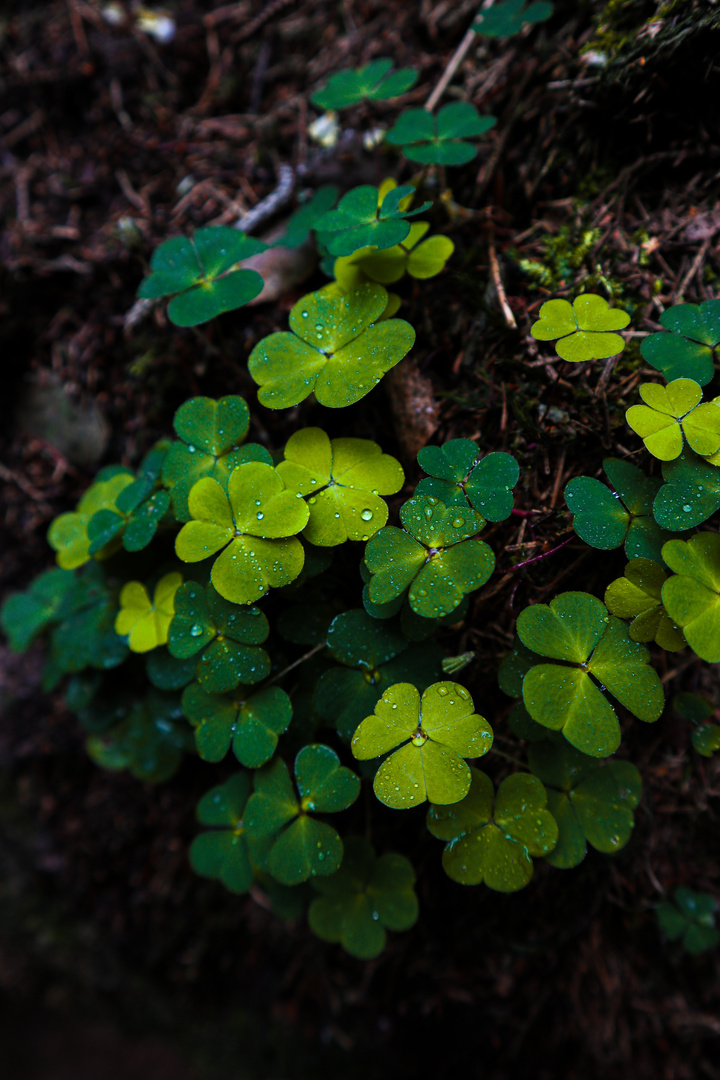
276,427,404,545
114,572,183,653
364,495,495,619
311,58,418,110
385,102,496,166
426,768,558,891
656,888,720,954
174,463,309,605
604,558,685,651
189,773,255,894
661,532,720,662
308,837,418,960
531,294,630,362
626,378,720,461
314,183,430,257
641,299,720,386
47,466,134,569
181,683,292,766
333,222,454,288
247,283,415,409
351,681,493,810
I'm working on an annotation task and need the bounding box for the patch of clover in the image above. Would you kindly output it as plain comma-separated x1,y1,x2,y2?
531,294,630,362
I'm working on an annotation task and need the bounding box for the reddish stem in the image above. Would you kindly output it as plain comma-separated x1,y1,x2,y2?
500,536,573,574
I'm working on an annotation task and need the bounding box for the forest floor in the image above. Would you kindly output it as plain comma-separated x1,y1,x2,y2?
1,1,720,1078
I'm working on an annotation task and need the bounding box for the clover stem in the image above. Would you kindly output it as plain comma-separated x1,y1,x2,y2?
500,536,573,574
264,641,326,688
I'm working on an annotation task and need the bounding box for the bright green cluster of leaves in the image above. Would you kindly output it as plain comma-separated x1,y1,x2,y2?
385,102,496,166
626,379,720,463
531,294,630,362
311,59,418,111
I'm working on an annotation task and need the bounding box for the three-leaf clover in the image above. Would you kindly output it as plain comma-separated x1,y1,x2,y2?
626,379,720,461
351,681,493,809
189,773,255,893
276,428,404,545
604,559,685,651
416,440,519,521
167,582,270,692
333,223,455,288
86,691,191,783
175,463,309,605
674,693,720,758
43,563,127,689
271,186,339,250
243,747,360,885
47,466,134,569
314,184,430,256
308,837,418,959
247,283,415,409
86,443,172,554
564,457,673,563
385,102,496,166
473,0,553,38
530,294,630,361
641,299,720,386
653,451,720,530
137,227,266,326
364,495,495,619
114,572,183,653
426,768,558,891
314,610,443,740
656,888,720,954
0,567,75,652
311,59,418,110
515,592,664,757
661,533,720,663
528,739,642,868
182,682,292,766
162,395,271,522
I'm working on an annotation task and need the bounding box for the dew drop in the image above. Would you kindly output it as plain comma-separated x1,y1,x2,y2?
361,508,373,521
190,624,203,637
682,504,692,512
437,686,448,696
256,511,264,520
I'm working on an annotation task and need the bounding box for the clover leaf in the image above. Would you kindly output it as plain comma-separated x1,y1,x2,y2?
308,837,418,959
0,567,75,652
243,748,360,886
189,773,255,893
351,681,493,809
247,283,416,409
271,186,339,250
137,227,266,326
473,0,553,37
175,463,309,605
145,648,197,691
276,427,403,545
427,768,557,891
43,562,127,689
167,582,270,693
565,457,673,563
162,395,272,522
641,299,720,386
516,592,664,757
416,440,519,521
314,184,430,257
530,294,630,362
604,559,685,651
626,379,720,461
675,693,720,757
364,495,495,619
528,739,642,868
333,222,455,288
47,466,134,569
311,59,418,110
693,723,720,757
314,610,443,740
86,690,191,783
114,572,182,653
653,451,720,530
385,102,496,166
181,682,292,766
661,533,720,662
656,888,720,954
85,442,172,554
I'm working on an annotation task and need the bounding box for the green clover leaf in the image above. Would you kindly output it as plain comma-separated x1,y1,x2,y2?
175,463,309,605
308,837,418,959
276,427,404,546
416,440,519,521
167,582,270,693
311,59,418,110
626,379,720,461
86,442,172,554
473,0,553,38
641,299,720,386
364,495,495,619
271,186,339,250
333,222,455,288
314,610,443,740
0,567,75,652
676,694,720,758
351,681,493,809
653,451,720,530
162,395,272,522
604,558,685,651
137,227,266,326
43,563,128,689
656,888,720,954
661,533,720,662
528,739,642,868
314,184,430,257
530,294,630,361
385,102,496,166
692,723,720,757
182,682,292,766
114,572,182,653
565,457,673,563
189,773,255,894
243,748,360,886
427,769,558,891
516,592,664,757
145,648,197,691
86,691,191,784
248,283,416,409
47,467,134,569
